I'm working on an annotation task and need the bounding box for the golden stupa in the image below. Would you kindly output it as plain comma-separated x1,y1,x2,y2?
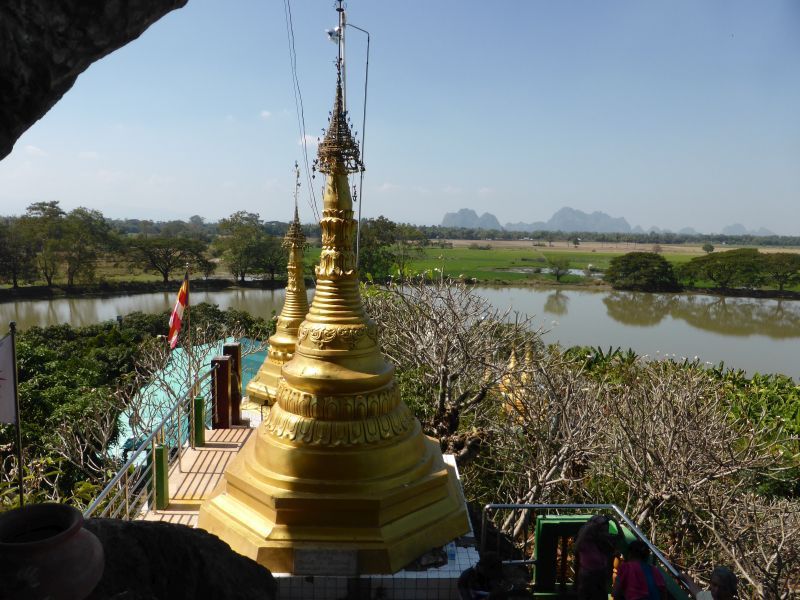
245,167,309,406
198,63,469,574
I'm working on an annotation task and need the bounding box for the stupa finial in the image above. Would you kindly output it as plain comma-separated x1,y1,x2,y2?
316,66,362,176
284,162,306,250
243,163,309,405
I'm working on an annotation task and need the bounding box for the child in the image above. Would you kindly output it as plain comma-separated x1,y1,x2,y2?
612,540,666,600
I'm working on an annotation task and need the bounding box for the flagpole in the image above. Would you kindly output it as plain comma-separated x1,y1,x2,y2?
185,264,193,450
10,321,22,508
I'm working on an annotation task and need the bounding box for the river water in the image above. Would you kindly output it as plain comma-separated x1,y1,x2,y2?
1,287,798,379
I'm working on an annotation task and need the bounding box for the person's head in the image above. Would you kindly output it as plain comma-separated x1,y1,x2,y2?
576,515,610,544
709,566,737,600
626,540,651,562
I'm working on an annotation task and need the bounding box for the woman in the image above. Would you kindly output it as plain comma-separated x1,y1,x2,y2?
612,540,666,600
574,515,622,600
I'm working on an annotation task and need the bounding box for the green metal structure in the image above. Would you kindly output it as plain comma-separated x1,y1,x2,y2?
481,504,692,600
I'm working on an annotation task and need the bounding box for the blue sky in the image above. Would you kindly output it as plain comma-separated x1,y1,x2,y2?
1,0,798,234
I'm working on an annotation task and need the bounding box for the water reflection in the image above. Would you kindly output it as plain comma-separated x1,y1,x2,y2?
2,286,799,378
0,289,316,331
543,291,569,316
603,292,675,327
603,292,800,339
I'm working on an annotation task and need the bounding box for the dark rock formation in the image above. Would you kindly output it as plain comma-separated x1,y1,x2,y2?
442,208,503,230
0,0,188,160
721,223,776,237
506,207,632,234
721,223,748,236
84,519,276,600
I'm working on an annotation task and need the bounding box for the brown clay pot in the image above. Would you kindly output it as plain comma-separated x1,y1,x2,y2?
0,503,104,600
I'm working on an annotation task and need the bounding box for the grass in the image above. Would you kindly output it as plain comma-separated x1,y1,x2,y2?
6,244,797,292
402,247,696,284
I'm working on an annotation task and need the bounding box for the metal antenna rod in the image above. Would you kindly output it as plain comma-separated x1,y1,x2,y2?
293,160,301,210
337,0,346,110
347,21,370,269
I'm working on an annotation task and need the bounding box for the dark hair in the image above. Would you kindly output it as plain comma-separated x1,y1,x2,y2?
575,515,610,550
627,540,651,561
711,566,738,597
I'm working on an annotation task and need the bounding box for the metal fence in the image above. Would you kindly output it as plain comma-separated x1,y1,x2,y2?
481,503,689,594
83,367,215,520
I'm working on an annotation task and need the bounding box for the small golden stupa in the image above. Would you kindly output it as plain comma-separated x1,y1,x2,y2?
245,166,309,405
198,60,469,573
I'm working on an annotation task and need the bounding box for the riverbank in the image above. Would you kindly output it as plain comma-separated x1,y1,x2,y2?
0,278,307,304
3,274,800,304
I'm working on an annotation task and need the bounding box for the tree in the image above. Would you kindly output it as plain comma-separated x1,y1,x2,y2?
473,345,607,538
688,248,762,290
24,200,66,286
761,253,800,292
604,252,680,292
675,261,702,287
392,224,425,280
364,277,535,442
0,218,37,288
213,211,273,283
702,243,715,254
597,360,797,596
128,236,207,282
255,235,288,282
62,208,113,287
548,257,571,282
357,216,397,281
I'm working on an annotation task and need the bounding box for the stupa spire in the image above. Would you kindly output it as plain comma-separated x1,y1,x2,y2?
244,163,309,405
199,5,468,574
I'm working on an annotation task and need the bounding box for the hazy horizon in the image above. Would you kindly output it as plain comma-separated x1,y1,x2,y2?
1,1,798,234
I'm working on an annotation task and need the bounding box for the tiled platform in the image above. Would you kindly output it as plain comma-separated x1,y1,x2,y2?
139,402,479,598
141,426,253,526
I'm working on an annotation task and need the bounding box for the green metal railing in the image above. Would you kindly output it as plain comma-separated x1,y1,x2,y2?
481,503,692,599
83,368,215,520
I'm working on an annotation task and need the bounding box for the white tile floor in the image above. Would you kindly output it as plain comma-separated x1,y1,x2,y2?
274,542,479,600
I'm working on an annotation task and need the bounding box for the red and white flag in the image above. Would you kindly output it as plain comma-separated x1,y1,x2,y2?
168,276,189,349
0,333,16,424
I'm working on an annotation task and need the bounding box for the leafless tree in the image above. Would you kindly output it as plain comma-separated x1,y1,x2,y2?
597,360,798,596
364,278,799,596
51,391,124,485
365,276,537,442
473,344,609,538
689,490,800,599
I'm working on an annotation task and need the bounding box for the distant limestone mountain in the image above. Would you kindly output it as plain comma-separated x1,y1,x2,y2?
439,208,779,237
505,207,632,234
441,208,503,230
721,223,776,236
753,227,777,237
722,223,748,236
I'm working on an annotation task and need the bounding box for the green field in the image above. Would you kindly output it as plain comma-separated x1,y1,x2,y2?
303,245,698,285
404,247,693,284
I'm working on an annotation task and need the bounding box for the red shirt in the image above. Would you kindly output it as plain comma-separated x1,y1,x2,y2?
614,560,666,600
